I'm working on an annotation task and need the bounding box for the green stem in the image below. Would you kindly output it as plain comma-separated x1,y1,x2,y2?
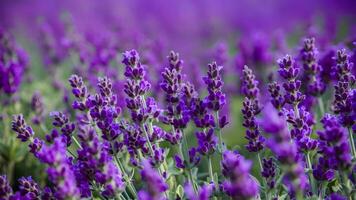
141,123,169,199
306,152,316,195
72,136,82,149
348,128,356,159
317,97,325,116
215,111,224,157
208,156,214,184
114,156,138,199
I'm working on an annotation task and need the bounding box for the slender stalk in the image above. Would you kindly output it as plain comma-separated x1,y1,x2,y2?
72,136,82,149
306,152,316,195
208,156,214,184
317,97,325,116
141,123,169,199
114,156,138,199
215,111,224,156
348,128,356,159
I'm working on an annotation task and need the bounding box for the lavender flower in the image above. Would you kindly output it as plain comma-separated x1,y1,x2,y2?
268,82,285,113
260,104,308,196
0,30,28,95
196,128,218,156
185,183,213,200
37,138,80,199
0,175,12,199
68,74,89,111
50,111,75,146
18,177,40,199
203,62,226,111
241,65,264,152
299,38,325,96
332,49,355,127
317,114,352,170
261,158,276,189
11,114,34,142
139,160,168,200
278,55,305,105
221,150,259,200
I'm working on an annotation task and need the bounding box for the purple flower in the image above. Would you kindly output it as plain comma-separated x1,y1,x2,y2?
241,65,264,152
185,183,213,200
268,82,285,113
0,30,28,94
261,158,276,189
332,49,355,127
317,114,352,170
261,104,308,195
11,114,34,142
203,62,226,111
139,159,168,200
221,150,259,200
18,177,40,199
326,193,347,200
37,138,80,199
50,111,75,146
299,38,325,96
68,74,89,111
277,55,305,105
0,175,12,199
196,128,218,156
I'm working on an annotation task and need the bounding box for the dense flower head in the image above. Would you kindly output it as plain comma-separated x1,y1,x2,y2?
11,114,34,142
317,114,352,170
261,158,276,189
68,74,88,111
299,37,326,96
268,82,285,113
278,55,305,105
241,65,260,101
37,138,80,199
203,62,226,111
75,126,125,197
260,104,308,194
0,175,12,199
185,183,213,200
221,150,259,200
285,106,317,151
196,128,218,155
49,111,75,146
18,176,40,199
241,65,264,152
139,159,168,200
332,49,355,127
0,30,28,94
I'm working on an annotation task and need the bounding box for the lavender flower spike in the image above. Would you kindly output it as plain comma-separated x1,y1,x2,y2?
221,150,259,200
241,65,264,152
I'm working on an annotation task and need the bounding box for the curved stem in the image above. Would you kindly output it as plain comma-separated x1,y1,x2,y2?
348,128,356,159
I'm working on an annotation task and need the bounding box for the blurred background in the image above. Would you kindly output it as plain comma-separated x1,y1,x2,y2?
1,0,356,187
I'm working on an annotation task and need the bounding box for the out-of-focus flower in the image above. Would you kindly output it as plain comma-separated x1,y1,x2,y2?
139,159,168,200
221,150,259,200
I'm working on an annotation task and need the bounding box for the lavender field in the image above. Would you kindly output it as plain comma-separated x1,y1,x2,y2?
0,0,356,199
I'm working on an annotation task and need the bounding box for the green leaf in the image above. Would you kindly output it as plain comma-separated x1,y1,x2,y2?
176,185,184,198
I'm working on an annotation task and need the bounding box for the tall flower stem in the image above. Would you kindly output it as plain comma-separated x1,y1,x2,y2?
317,97,325,116
306,152,316,194
141,123,169,199
215,111,223,157
348,128,356,159
208,156,214,184
114,156,137,199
